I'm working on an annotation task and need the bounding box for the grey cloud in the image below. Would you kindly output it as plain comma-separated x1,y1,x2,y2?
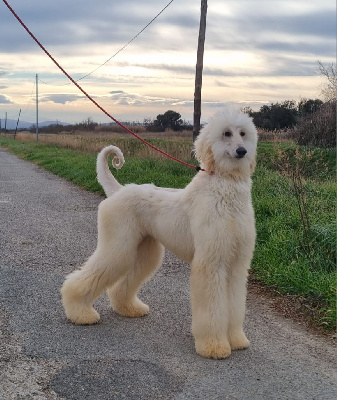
257,41,335,57
0,0,187,52
214,81,231,88
121,57,319,80
264,57,318,77
132,63,195,76
110,90,127,98
204,67,238,77
244,81,288,91
115,98,131,106
204,101,236,108
171,100,194,107
41,94,82,104
256,10,336,39
210,4,336,40
2,0,334,66
110,90,190,108
0,94,13,104
1,0,334,79
207,7,335,59
157,11,199,29
114,62,238,78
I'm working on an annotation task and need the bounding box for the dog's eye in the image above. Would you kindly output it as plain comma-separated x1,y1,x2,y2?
224,131,232,137
240,131,246,137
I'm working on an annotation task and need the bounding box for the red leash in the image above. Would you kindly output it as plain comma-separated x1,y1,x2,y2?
2,0,203,172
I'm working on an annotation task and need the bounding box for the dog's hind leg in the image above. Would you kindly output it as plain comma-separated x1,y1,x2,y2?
61,245,138,325
61,196,146,324
107,237,164,317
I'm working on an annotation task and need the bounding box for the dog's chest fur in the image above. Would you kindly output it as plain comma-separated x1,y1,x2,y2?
214,179,252,216
193,174,253,216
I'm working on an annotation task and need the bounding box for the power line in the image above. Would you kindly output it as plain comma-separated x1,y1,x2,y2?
3,0,202,171
2,79,34,120
39,0,175,86
21,78,36,115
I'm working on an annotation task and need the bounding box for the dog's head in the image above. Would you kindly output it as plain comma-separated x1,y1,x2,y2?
194,107,258,178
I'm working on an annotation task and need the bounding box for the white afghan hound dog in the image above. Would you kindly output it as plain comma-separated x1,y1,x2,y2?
61,107,258,359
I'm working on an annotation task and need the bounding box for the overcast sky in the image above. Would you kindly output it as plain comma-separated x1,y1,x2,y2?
0,0,335,124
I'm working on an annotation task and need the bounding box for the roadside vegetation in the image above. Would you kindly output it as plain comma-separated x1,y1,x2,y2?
1,63,335,330
0,128,335,331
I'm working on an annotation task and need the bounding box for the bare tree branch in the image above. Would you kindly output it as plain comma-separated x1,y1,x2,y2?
317,60,337,101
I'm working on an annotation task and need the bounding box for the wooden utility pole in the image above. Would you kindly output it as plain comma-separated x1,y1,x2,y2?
193,0,207,142
36,73,39,142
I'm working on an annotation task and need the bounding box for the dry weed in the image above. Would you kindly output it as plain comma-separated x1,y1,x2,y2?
273,146,318,256
258,129,293,142
13,131,194,160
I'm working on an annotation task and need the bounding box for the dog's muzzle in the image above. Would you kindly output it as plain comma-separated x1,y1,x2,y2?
236,147,247,159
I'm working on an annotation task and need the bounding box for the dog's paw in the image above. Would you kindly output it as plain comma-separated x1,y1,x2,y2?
195,339,232,359
112,298,149,318
228,331,250,350
66,307,100,325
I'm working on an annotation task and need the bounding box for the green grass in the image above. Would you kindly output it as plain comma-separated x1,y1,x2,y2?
0,137,198,192
1,136,335,330
252,166,336,328
256,141,335,181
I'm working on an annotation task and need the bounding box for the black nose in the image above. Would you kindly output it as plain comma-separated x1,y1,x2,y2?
236,147,247,158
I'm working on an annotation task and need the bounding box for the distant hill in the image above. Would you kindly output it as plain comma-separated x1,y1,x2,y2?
0,119,70,130
39,121,71,128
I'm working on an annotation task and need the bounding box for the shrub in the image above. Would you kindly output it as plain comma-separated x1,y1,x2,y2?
291,100,336,148
252,100,298,130
145,110,193,132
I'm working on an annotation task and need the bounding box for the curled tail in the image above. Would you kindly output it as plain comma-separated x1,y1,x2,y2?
96,145,125,197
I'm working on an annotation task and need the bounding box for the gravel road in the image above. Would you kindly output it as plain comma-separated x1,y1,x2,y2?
0,148,336,400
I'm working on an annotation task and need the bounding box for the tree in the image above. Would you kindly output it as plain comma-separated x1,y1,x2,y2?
290,62,336,147
317,61,336,101
292,101,335,148
252,101,298,130
153,110,184,131
241,106,254,117
298,98,323,117
78,117,98,131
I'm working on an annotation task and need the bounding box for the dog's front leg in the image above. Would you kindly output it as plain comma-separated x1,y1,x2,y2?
227,264,250,351
227,236,254,351
190,260,231,359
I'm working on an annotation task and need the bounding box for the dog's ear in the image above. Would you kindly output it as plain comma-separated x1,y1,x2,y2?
204,146,215,174
194,137,215,174
193,135,205,164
